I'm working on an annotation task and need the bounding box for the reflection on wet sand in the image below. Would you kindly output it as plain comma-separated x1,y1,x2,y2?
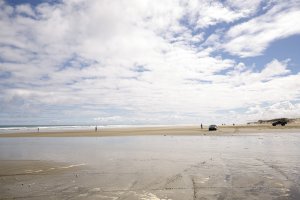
0,133,300,199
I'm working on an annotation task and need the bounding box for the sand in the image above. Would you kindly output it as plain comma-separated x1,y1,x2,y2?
0,160,87,199
1,124,300,137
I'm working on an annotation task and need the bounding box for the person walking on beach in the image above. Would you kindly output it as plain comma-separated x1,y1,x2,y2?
201,123,203,129
95,126,97,132
37,128,39,132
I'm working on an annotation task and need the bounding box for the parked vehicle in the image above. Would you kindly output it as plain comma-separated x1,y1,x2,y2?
272,120,287,126
208,125,217,131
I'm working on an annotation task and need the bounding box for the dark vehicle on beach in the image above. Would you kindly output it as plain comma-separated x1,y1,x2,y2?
208,125,217,131
272,120,287,126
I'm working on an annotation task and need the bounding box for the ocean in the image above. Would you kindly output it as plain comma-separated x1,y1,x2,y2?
0,125,99,134
0,124,191,134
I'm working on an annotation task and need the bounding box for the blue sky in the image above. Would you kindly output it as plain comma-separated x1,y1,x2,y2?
1,0,300,125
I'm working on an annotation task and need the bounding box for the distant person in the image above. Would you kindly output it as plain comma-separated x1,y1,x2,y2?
37,128,39,132
201,123,203,129
233,123,235,126
95,126,97,132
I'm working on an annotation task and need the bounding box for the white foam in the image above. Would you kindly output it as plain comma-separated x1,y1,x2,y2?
60,163,86,169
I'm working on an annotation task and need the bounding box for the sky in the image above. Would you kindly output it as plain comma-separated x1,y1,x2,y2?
0,0,300,125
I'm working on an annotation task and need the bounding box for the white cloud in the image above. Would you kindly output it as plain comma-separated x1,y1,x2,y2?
15,4,35,17
186,0,261,29
260,59,290,78
216,101,300,124
223,1,300,57
245,101,300,121
226,0,262,11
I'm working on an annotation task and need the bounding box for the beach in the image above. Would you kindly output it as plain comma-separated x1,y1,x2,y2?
1,126,300,199
2,0,300,199
0,124,300,137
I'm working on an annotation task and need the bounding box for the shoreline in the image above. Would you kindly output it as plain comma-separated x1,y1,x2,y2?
0,124,300,137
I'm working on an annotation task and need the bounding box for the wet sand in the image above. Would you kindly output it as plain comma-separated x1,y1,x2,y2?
1,133,300,199
1,124,300,137
0,160,87,199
